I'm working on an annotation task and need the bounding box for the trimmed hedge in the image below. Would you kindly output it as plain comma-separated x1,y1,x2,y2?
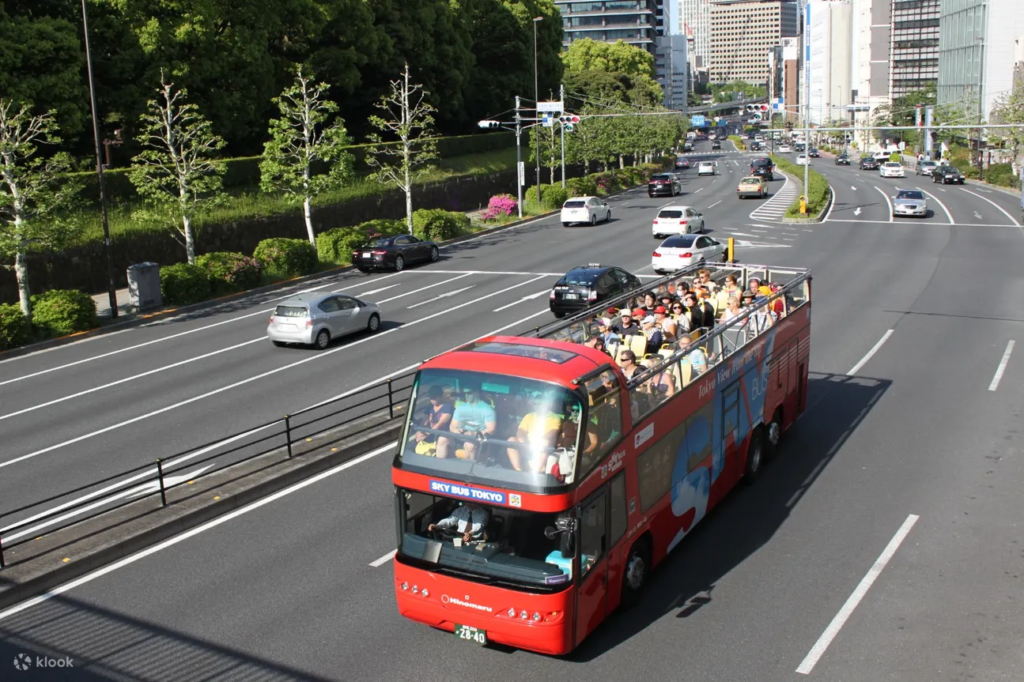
412,209,470,241
315,219,406,264
772,155,830,218
566,175,598,197
29,289,98,337
196,252,263,294
524,184,571,211
254,238,318,277
160,263,213,305
982,163,1019,189
0,303,31,351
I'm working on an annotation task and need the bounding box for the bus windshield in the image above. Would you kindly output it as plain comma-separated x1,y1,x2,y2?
398,369,585,492
397,489,572,591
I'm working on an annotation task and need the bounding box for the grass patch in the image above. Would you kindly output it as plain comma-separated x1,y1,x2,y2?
74,147,519,245
728,135,746,151
771,155,830,218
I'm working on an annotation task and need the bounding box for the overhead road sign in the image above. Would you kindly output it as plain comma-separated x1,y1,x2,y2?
537,101,563,113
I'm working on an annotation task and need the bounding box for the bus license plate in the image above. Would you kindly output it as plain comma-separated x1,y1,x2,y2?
454,624,487,645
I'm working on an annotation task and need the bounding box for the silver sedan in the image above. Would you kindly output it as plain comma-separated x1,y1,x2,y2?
267,292,381,349
892,189,928,218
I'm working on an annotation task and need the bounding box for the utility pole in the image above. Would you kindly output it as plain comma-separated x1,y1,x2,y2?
803,4,810,211
533,16,543,210
81,0,119,318
515,96,524,219
977,36,986,180
560,83,566,188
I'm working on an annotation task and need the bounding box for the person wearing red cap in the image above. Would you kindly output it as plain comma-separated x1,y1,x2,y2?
654,305,678,342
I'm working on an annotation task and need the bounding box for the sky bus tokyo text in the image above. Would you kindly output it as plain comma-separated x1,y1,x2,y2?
391,262,811,655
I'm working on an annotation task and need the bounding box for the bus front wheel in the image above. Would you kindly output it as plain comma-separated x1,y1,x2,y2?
620,540,650,609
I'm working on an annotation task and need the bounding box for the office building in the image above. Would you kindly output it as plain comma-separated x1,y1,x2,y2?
851,0,892,140
1015,35,1024,88
556,0,665,55
679,0,712,72
708,0,800,84
656,34,690,109
937,0,1024,120
806,0,853,124
889,0,940,99
783,36,802,122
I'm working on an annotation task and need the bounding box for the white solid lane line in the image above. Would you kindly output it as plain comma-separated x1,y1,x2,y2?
356,283,402,296
0,276,549,470
406,286,474,309
0,442,398,624
0,338,265,423
375,273,473,304
915,187,954,223
0,273,404,386
369,550,398,567
707,200,722,208
492,290,549,313
847,329,894,376
796,514,920,675
959,187,1022,227
988,340,1015,392
873,186,894,222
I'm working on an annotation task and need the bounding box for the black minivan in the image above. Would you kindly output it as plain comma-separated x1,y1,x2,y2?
549,265,642,318
750,157,774,181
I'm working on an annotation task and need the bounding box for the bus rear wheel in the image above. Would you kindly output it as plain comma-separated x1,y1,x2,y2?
620,540,650,609
744,428,765,484
766,408,783,460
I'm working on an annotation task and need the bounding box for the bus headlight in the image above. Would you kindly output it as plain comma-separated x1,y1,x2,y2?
520,610,528,620
401,582,408,591
421,589,429,598
532,612,541,621
412,585,419,594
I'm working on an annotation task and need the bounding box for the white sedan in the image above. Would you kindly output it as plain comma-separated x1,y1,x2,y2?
652,234,726,274
880,162,905,178
779,144,792,153
560,196,611,226
795,154,809,165
652,205,705,238
697,161,716,176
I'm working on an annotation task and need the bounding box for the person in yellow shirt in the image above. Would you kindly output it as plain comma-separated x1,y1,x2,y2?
507,394,564,472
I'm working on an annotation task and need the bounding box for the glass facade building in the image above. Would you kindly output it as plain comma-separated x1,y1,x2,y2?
889,0,941,99
556,1,664,54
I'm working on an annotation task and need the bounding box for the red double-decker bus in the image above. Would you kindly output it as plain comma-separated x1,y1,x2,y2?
391,262,811,655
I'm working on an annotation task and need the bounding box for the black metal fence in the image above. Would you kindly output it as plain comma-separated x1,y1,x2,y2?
0,371,417,568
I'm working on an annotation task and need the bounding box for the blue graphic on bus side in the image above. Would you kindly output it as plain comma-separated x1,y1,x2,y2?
429,480,507,505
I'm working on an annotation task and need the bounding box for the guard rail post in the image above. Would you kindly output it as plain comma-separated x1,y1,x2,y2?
156,459,167,506
0,531,6,569
285,415,293,458
387,379,395,419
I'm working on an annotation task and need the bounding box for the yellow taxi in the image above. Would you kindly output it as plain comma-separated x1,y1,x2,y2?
736,176,767,199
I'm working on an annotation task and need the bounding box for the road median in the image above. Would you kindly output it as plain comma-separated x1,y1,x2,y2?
771,155,832,223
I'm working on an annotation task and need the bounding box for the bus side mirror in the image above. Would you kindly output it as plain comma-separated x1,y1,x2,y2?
545,516,577,558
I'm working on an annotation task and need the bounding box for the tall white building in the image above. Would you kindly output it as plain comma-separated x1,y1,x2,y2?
679,0,712,71
851,0,892,141
806,0,853,124
657,34,690,109
937,0,1024,120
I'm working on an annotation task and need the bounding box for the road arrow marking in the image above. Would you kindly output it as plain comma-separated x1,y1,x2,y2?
127,466,214,499
493,290,549,312
407,286,474,309
974,211,983,220
855,207,862,216
851,185,857,191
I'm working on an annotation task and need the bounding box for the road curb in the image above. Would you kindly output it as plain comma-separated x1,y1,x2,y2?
0,420,402,612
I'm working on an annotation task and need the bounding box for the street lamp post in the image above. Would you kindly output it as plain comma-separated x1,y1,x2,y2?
976,36,986,180
533,16,543,212
81,0,119,318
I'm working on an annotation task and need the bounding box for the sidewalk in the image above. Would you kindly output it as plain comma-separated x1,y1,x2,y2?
91,287,138,322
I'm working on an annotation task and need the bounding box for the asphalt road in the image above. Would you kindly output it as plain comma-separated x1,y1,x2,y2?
1,141,1023,682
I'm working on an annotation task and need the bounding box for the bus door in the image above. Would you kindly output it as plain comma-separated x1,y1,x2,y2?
575,487,609,645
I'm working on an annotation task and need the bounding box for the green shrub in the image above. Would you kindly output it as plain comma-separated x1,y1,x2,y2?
29,289,98,337
0,303,31,351
984,163,1018,188
160,263,213,305
412,209,471,241
317,219,408,264
196,251,263,294
316,226,356,264
253,238,318,277
566,175,597,197
773,155,830,218
639,163,663,181
544,185,569,210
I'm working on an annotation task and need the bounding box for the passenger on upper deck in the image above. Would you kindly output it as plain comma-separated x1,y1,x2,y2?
506,392,565,472
616,310,642,337
720,296,742,323
654,306,677,342
444,382,497,460
618,350,640,380
641,315,663,354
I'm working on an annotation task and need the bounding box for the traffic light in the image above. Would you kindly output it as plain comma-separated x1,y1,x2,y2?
745,104,755,112
759,104,769,112
477,120,501,129
558,114,580,132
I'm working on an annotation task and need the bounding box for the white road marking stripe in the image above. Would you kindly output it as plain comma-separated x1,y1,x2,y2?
357,283,402,296
0,274,404,383
492,290,549,312
913,187,953,223
707,200,722,208
0,442,398,623
988,340,1015,391
0,277,548,470
377,274,473,304
369,549,398,567
796,514,920,675
0,338,266,423
873,186,894,222
847,329,894,375
406,286,474,309
960,187,1022,227
694,187,705,193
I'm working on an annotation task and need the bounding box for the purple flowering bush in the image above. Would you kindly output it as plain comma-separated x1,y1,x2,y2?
482,194,518,221
197,252,264,293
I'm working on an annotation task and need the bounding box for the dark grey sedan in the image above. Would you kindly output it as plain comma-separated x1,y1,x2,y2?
352,234,439,272
268,293,381,349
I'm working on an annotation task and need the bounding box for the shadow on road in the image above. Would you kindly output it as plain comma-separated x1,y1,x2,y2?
568,371,892,662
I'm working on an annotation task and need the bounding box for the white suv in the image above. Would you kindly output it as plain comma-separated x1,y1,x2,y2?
697,161,715,176
652,205,706,238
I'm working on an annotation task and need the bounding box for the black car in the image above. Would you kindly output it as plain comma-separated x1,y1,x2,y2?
750,141,763,151
750,157,774,180
683,142,693,152
835,153,851,165
648,173,682,197
352,234,438,272
933,165,965,184
674,157,690,170
711,140,721,150
859,156,879,170
808,147,820,158
549,265,642,318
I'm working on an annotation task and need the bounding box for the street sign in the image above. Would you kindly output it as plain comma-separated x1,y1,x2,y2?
541,114,554,128
846,105,871,112
691,115,707,127
537,101,563,113
517,161,525,186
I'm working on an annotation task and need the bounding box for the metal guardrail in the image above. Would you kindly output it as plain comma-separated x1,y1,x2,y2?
0,371,416,568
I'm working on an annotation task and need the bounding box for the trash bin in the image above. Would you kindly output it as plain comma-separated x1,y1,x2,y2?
127,262,162,311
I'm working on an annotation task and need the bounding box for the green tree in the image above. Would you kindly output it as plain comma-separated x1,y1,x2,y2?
0,101,82,317
128,75,225,264
989,81,1024,169
365,63,438,234
260,66,355,246
562,38,663,105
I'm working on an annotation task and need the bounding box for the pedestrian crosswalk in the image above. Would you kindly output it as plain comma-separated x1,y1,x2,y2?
749,174,800,222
